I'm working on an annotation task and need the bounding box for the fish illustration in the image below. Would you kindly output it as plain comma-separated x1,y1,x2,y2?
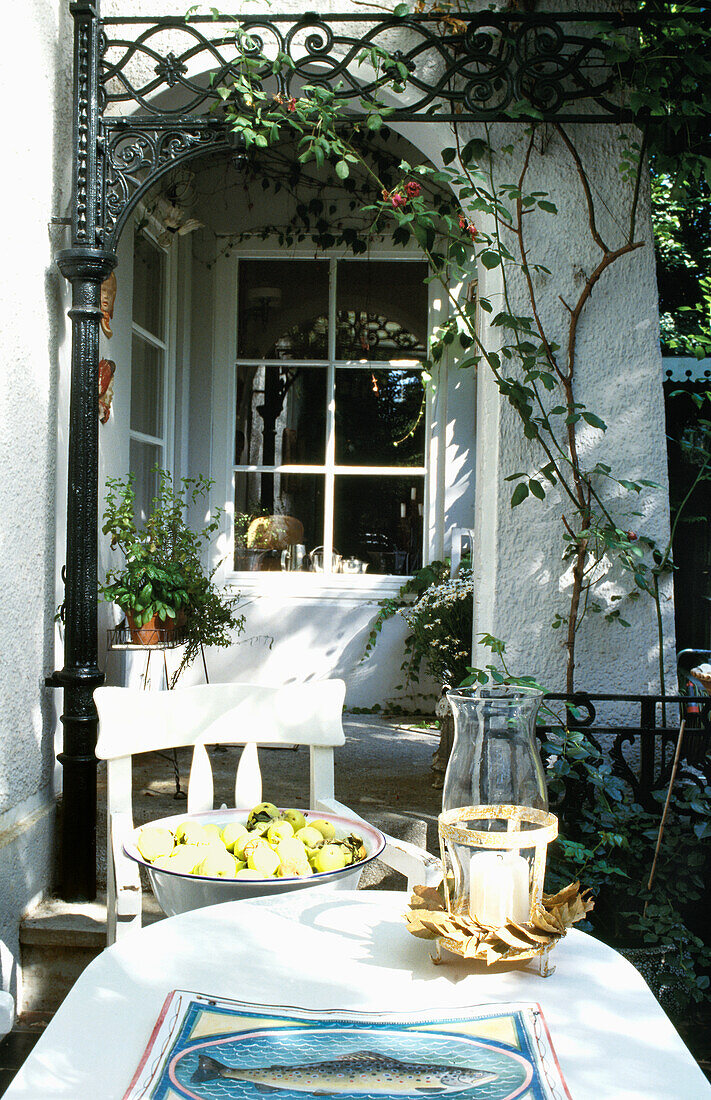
190,1048,498,1095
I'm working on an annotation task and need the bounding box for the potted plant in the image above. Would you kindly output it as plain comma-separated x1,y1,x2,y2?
102,469,245,675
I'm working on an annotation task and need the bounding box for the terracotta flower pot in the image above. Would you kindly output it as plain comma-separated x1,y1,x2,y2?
126,612,180,646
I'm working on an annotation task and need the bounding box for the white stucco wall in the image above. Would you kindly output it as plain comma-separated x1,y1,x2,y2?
470,123,675,693
0,1,73,1001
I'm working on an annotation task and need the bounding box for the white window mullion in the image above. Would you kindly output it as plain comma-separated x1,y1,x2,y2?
130,429,165,448
322,258,337,573
333,466,427,477
132,321,168,352
427,271,449,563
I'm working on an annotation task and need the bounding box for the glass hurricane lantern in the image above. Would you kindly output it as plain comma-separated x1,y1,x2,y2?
438,686,558,974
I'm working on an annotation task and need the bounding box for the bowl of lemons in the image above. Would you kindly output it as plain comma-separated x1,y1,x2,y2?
124,802,385,916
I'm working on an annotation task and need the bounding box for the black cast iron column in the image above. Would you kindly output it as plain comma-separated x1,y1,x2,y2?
51,0,115,900
55,249,115,901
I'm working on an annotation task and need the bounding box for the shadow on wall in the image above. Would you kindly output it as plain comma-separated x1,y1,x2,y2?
109,596,439,711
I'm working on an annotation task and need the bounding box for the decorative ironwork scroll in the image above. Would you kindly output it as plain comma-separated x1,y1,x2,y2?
96,9,647,248
540,692,711,808
102,121,228,245
99,12,623,123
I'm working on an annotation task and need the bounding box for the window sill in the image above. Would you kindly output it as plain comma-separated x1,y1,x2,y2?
222,572,408,602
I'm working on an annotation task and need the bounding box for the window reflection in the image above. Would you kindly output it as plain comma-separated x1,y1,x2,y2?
334,475,424,575
235,365,327,470
335,368,425,467
131,336,163,437
336,260,427,360
233,258,429,576
132,233,164,337
238,260,329,359
129,439,161,525
234,472,324,571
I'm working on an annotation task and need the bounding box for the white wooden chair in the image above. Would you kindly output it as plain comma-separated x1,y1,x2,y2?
94,680,440,945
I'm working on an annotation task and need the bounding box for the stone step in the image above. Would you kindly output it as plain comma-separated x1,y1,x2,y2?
19,892,165,1015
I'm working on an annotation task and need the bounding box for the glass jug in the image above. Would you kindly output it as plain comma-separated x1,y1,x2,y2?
442,686,547,812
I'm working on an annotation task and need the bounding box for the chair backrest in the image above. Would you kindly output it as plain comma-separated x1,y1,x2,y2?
94,680,346,819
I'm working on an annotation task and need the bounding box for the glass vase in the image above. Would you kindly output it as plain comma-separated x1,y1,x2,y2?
442,686,547,812
440,687,549,923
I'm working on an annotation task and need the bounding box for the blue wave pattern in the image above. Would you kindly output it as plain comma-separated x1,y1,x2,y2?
158,1013,546,1100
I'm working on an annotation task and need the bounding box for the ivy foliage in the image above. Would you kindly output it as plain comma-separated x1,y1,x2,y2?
542,725,711,1005
653,173,711,359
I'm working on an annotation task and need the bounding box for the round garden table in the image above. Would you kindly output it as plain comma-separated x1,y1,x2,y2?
4,890,709,1099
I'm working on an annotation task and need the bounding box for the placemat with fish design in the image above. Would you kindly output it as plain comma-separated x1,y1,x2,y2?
123,993,571,1100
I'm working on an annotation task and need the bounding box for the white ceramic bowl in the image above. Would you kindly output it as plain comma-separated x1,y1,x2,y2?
124,808,386,917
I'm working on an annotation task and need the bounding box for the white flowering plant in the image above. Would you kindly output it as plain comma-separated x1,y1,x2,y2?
363,560,473,691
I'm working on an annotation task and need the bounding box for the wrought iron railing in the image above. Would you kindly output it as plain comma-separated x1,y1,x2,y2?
99,11,629,124
540,692,711,807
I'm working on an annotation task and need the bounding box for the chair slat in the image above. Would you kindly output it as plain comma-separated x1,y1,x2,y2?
107,756,133,821
310,745,335,808
187,743,214,813
235,742,262,808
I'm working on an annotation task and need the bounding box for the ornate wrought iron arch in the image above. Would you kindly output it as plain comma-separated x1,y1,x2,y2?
104,124,230,248
95,6,644,252
51,0,663,900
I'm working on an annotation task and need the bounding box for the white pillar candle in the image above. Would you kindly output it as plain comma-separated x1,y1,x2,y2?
469,851,530,926
504,852,531,923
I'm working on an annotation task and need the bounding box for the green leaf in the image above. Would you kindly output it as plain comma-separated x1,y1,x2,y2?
529,479,545,500
581,410,607,430
393,2,410,15
335,160,349,180
480,251,501,269
460,138,489,165
511,483,529,507
441,147,457,166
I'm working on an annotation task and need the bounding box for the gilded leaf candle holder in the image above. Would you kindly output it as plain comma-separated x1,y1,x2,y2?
417,804,580,976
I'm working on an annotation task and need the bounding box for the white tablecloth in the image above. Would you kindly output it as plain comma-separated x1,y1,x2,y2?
6,890,709,1099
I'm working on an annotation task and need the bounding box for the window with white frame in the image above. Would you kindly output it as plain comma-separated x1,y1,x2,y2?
129,229,171,522
232,258,430,576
